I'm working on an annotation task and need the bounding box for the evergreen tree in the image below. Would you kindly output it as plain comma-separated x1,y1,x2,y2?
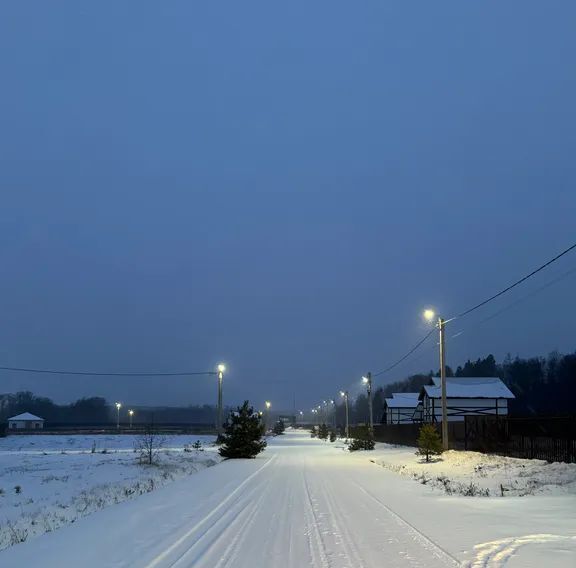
348,426,375,451
416,424,443,462
329,430,337,442
218,401,267,459
272,420,285,435
317,423,329,440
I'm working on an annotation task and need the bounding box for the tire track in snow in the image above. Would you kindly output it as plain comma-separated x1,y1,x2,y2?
143,455,277,568
467,534,576,567
350,479,461,567
302,467,331,568
312,469,365,567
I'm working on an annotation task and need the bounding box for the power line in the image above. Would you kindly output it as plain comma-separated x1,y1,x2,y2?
0,366,216,377
373,328,436,377
453,241,576,320
370,241,576,381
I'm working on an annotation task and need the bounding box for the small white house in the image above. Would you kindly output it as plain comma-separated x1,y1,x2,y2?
417,377,515,423
383,393,420,424
7,412,45,431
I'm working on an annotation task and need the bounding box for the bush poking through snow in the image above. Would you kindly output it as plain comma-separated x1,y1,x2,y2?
329,431,337,443
416,424,443,463
218,401,267,459
348,426,375,451
135,425,167,465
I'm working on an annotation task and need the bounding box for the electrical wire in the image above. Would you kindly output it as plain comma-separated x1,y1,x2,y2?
452,241,576,320
0,366,216,377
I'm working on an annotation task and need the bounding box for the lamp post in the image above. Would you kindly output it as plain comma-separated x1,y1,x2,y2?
362,373,373,434
216,364,226,435
424,309,449,450
115,402,122,430
340,390,349,439
265,401,271,430
128,409,134,429
330,399,336,429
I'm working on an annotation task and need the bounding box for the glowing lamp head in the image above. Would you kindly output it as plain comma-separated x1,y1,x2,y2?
115,402,122,410
362,376,369,384
128,410,134,416
423,309,436,322
265,401,271,409
217,364,226,373
340,391,345,397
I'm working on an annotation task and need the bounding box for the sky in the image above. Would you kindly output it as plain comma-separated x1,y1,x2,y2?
1,2,575,412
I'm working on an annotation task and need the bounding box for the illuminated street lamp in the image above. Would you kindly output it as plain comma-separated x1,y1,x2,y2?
128,409,134,429
362,374,373,434
115,402,122,430
424,309,448,450
216,364,226,436
265,401,271,430
340,390,349,439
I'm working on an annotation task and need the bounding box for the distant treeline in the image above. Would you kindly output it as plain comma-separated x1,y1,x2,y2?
334,351,576,424
0,391,222,425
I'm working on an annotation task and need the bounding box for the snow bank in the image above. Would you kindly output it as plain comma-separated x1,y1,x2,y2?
366,443,576,497
0,434,221,550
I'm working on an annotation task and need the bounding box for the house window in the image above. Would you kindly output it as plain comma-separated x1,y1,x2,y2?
10,423,17,429
35,423,40,429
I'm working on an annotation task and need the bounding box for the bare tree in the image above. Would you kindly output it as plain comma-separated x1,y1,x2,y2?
135,424,166,465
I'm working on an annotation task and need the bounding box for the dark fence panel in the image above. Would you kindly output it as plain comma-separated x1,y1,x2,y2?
464,416,576,463
351,422,465,449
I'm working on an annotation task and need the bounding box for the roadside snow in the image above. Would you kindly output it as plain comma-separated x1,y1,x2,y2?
0,434,220,550
362,443,576,498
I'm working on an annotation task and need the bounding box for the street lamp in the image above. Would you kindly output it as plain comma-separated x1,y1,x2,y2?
115,402,122,430
362,374,373,434
340,390,349,439
128,409,134,429
216,364,226,436
424,309,448,450
265,401,271,430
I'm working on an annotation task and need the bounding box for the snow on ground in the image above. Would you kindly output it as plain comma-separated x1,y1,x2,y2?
0,430,574,567
362,443,576,498
0,434,219,550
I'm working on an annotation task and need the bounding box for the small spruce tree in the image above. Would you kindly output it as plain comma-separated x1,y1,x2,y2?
310,426,317,438
416,424,443,462
272,420,285,435
318,423,329,440
348,426,375,451
218,401,267,459
329,430,337,443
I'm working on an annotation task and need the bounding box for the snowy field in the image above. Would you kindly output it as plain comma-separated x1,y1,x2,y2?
361,443,576,498
0,434,219,550
0,430,575,567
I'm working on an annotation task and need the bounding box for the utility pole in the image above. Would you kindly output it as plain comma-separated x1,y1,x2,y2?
340,390,349,439
115,402,122,430
363,372,373,434
438,318,449,450
216,364,225,436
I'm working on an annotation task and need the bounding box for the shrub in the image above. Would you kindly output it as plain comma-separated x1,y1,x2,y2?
317,423,329,440
416,424,443,462
310,426,317,438
272,420,286,435
348,426,375,451
329,431,337,442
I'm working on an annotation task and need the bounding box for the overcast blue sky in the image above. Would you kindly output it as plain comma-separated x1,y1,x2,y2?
1,2,575,410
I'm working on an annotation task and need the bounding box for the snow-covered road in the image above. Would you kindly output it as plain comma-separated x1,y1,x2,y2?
1,431,574,567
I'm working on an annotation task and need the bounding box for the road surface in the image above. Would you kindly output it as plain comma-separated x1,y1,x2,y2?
1,430,574,567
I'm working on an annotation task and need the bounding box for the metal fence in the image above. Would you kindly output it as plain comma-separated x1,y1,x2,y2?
464,416,576,463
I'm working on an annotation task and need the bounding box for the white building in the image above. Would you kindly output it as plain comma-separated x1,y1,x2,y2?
417,377,515,423
383,393,420,424
7,412,45,431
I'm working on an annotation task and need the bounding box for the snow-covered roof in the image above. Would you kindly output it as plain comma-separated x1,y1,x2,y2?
7,412,44,421
384,394,420,409
422,377,514,399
